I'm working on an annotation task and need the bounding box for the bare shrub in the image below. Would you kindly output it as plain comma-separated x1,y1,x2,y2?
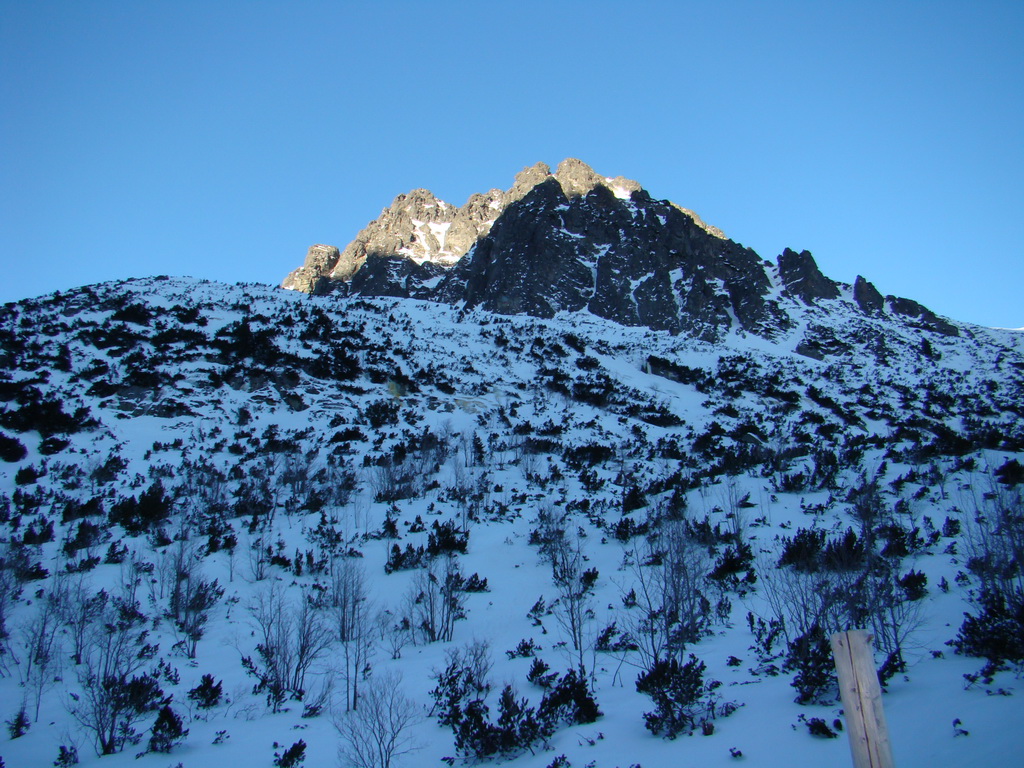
620,521,712,674
19,587,63,721
66,591,162,754
329,557,374,711
243,584,332,712
533,510,598,673
411,556,467,644
954,477,1024,668
334,671,421,768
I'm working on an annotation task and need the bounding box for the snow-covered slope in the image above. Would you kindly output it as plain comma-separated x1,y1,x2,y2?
0,276,1022,768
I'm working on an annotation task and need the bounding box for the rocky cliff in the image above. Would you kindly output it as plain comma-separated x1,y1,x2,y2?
283,159,957,341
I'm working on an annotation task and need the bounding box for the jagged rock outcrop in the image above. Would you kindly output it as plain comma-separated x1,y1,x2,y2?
434,175,782,339
777,248,840,304
281,245,341,295
282,186,509,295
854,275,885,314
887,295,960,337
283,159,958,342
340,187,503,276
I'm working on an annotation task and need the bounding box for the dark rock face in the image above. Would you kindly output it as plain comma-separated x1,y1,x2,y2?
438,178,594,318
795,324,855,360
777,248,840,304
433,172,781,339
349,255,446,299
854,276,885,314
282,159,959,342
887,296,960,337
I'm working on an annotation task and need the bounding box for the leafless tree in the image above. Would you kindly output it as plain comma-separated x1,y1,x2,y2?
411,561,442,644
334,670,422,768
447,638,493,695
757,555,845,645
235,474,276,532
260,453,285,524
330,557,374,711
244,584,332,712
860,562,925,671
19,588,63,721
950,475,1024,664
535,510,597,674
659,522,715,646
369,460,419,503
169,567,224,659
67,590,160,754
331,556,368,643
281,454,311,509
550,535,596,674
119,555,148,612
322,458,360,508
294,597,333,696
163,537,196,621
411,556,467,644
0,551,20,677
245,584,293,711
378,608,410,661
720,478,748,542
620,522,712,672
178,457,229,511
57,575,107,667
960,478,1024,608
446,459,489,531
398,586,420,649
249,535,269,581
20,589,63,720
849,476,885,553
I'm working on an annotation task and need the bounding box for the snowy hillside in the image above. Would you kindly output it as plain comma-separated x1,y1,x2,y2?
0,276,1022,768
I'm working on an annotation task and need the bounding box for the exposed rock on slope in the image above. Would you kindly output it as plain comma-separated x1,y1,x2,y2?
777,248,840,304
282,244,342,294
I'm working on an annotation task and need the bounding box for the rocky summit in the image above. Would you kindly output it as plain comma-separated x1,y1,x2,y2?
283,159,958,341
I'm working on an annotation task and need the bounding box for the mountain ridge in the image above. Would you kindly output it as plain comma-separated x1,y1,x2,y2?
282,159,958,341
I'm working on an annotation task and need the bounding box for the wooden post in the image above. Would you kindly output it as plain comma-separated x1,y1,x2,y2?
830,630,896,768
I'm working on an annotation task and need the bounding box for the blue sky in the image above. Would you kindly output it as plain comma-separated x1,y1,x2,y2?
2,1,1022,327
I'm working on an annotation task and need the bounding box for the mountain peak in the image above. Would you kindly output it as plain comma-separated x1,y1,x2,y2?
555,157,643,201
553,157,605,197
281,159,720,299
506,158,645,201
508,161,553,201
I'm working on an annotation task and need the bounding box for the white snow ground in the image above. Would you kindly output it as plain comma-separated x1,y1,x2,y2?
0,277,1021,768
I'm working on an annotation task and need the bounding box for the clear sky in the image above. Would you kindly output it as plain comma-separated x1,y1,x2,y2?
2,1,1022,327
